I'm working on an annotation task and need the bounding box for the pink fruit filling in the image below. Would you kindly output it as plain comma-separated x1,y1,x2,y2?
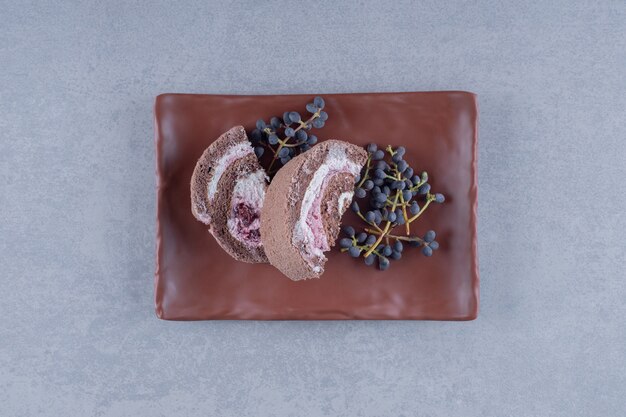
292,143,362,271
300,168,354,264
227,170,266,248
305,173,338,254
230,201,261,244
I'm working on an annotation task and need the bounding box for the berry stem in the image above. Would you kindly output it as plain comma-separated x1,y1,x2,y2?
407,196,434,223
398,190,411,235
356,211,383,232
364,228,425,244
409,179,427,192
355,155,372,189
282,140,308,148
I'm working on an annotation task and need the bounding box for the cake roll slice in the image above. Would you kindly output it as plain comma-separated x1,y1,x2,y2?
191,126,269,263
261,140,367,280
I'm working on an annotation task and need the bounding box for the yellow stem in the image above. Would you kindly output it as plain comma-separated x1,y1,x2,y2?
407,199,433,223
399,190,410,235
355,155,372,189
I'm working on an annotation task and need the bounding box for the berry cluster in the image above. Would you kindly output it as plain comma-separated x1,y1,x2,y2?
250,97,328,176
340,144,445,270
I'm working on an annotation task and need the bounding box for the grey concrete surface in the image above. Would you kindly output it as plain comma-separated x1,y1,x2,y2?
1,1,625,416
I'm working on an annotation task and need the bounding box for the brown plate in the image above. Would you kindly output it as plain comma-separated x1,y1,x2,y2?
155,91,479,320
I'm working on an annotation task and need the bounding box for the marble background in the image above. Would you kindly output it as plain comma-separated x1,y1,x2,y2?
1,1,625,416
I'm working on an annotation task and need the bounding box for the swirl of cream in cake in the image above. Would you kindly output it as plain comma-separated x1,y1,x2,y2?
292,143,361,271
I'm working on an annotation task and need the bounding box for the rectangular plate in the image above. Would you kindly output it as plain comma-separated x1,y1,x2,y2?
155,92,479,320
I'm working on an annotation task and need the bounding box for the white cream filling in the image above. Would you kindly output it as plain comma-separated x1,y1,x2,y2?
232,169,267,209
227,169,268,247
338,191,354,214
292,144,361,269
207,142,253,199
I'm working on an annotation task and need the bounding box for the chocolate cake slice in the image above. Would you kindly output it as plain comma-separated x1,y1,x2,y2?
191,126,269,263
261,140,367,280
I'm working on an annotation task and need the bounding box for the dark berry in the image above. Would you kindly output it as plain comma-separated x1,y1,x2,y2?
392,153,403,164
355,188,367,198
307,135,318,145
390,250,402,260
256,119,266,130
351,201,360,213
418,183,431,195
280,156,291,164
270,117,281,129
364,254,375,265
395,214,405,225
268,134,279,145
383,245,393,256
306,103,317,113
356,232,367,243
296,129,307,141
278,147,289,157
378,257,390,270
373,178,384,186
363,180,374,191
429,241,440,250
342,226,355,237
254,147,264,158
349,246,361,257
365,211,376,223
422,246,433,257
434,193,445,203
402,190,412,201
396,160,408,173
393,240,403,252
289,111,301,123
318,111,328,121
424,230,436,242
312,119,325,128
374,193,387,203
283,112,292,125
339,238,353,248
313,96,325,109
250,128,262,143
372,150,385,160
366,234,377,245
410,201,420,215
375,161,388,170
387,212,397,222
374,169,386,179
404,167,414,179
367,143,378,153
395,146,406,156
